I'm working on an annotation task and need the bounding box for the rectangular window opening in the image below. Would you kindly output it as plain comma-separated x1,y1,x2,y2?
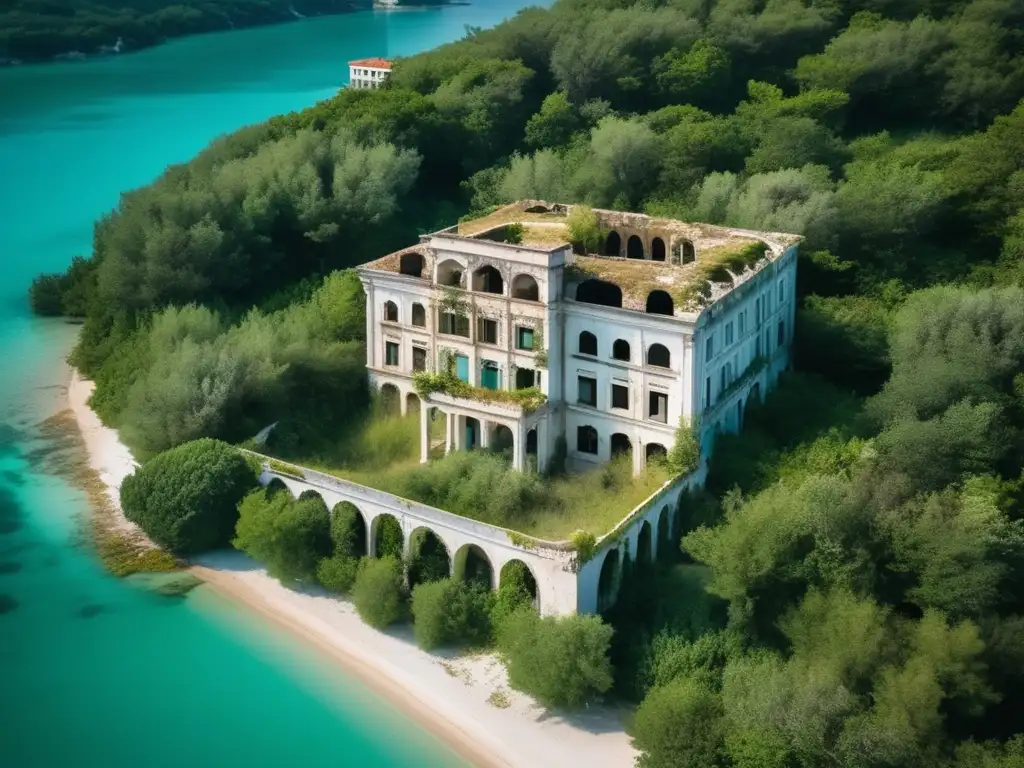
578,376,597,407
648,391,668,424
478,318,498,345
611,383,629,410
515,326,535,351
412,346,427,372
385,341,399,367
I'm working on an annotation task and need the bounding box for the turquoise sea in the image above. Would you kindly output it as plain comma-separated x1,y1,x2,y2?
0,3,542,765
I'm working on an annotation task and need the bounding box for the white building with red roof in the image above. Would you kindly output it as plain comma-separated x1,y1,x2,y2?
348,58,392,90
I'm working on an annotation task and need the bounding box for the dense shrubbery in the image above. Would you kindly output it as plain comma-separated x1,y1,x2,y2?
120,438,256,554
410,579,493,650
497,608,614,708
233,488,332,583
352,556,405,629
1,1,367,63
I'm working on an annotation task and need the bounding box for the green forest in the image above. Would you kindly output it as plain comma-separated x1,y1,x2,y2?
31,0,1024,764
0,0,368,62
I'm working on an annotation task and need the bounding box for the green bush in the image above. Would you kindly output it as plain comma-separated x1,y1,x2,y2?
233,489,332,583
120,438,257,555
633,677,725,768
317,555,362,594
352,556,406,629
330,501,365,557
491,561,537,632
497,608,614,708
411,579,493,650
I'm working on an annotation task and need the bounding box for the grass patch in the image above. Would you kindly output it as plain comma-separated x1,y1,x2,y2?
488,689,512,709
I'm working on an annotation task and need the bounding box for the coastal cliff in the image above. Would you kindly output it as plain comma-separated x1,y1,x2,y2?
0,0,374,65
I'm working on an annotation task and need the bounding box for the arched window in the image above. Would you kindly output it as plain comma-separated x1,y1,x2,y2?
647,343,671,368
473,265,504,294
646,290,674,316
651,237,666,262
576,279,623,308
604,231,621,256
511,273,539,301
399,251,424,278
627,235,644,259
682,240,696,263
437,259,463,287
577,425,598,454
384,301,398,322
411,303,426,327
612,339,631,362
579,331,597,356
611,433,631,457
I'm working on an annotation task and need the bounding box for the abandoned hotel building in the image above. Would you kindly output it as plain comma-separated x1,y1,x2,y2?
260,201,800,615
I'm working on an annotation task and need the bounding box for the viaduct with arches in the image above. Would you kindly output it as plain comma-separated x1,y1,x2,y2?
247,451,703,616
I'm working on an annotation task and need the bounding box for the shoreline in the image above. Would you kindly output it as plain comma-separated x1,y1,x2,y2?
63,366,639,768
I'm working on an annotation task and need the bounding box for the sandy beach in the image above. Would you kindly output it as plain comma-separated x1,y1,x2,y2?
66,371,639,768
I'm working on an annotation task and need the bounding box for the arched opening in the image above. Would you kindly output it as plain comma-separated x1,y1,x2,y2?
411,303,426,327
472,265,504,294
298,489,326,505
428,407,446,459
597,548,621,612
436,259,464,287
373,514,403,559
647,343,671,368
511,274,539,301
651,237,666,262
499,560,539,611
383,300,398,322
379,383,401,414
577,425,598,455
657,506,672,562
611,433,632,458
492,424,515,457
399,251,424,278
264,477,289,497
464,416,481,450
331,501,368,558
406,392,421,415
454,544,494,588
612,339,630,362
576,279,623,308
682,240,696,264
627,235,644,259
604,231,621,256
636,521,652,565
526,428,538,457
646,443,667,467
408,528,451,587
646,290,674,316
578,330,597,356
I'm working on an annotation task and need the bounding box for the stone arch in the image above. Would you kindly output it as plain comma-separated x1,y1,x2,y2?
647,343,671,368
492,424,515,455
436,258,464,287
612,339,630,361
597,548,620,612
577,424,598,454
265,477,289,496
454,544,494,588
646,443,667,466
604,230,621,256
526,428,538,457
408,527,451,587
383,300,399,322
372,513,403,559
331,501,368,558
657,505,672,562
646,290,674,316
627,235,644,259
499,559,539,611
399,251,424,278
379,383,400,414
579,330,597,355
682,240,696,264
651,237,666,262
611,432,632,458
406,392,421,415
637,520,653,565
411,302,426,327
576,279,623,308
472,264,504,294
298,489,326,505
511,273,539,301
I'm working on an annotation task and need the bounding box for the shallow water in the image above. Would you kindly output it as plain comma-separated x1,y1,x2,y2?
0,3,542,765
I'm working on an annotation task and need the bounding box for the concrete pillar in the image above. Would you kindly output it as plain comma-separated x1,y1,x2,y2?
480,420,490,449
536,421,547,474
419,403,430,464
632,435,644,476
513,421,526,471
445,412,453,454
399,391,408,416
453,414,463,451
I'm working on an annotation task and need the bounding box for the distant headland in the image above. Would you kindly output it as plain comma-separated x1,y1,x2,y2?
0,0,456,66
